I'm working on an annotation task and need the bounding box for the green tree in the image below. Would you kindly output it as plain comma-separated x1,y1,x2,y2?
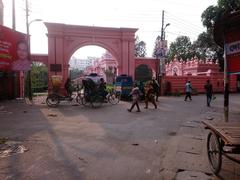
201,1,240,32
31,62,48,93
167,36,195,61
198,0,240,71
152,35,161,58
201,6,220,33
193,31,219,58
135,36,147,57
218,0,240,13
135,64,152,82
193,31,224,68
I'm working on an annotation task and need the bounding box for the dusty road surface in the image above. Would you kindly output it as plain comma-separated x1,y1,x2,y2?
0,94,240,180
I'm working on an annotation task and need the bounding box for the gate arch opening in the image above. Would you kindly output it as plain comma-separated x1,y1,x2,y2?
69,45,118,84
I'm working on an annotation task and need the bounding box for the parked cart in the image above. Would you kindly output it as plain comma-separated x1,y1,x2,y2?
202,120,240,175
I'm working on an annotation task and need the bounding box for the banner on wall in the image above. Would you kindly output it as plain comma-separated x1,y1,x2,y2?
226,30,240,74
0,25,29,72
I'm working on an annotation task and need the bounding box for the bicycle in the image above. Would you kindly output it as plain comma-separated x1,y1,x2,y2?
107,89,121,105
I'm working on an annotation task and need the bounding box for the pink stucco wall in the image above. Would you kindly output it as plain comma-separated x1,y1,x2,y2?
165,57,220,76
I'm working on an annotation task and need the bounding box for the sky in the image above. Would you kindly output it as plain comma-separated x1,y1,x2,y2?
2,0,217,58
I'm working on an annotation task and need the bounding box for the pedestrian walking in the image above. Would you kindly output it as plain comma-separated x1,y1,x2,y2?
184,80,192,101
144,82,157,109
152,78,160,101
127,83,141,112
204,80,213,107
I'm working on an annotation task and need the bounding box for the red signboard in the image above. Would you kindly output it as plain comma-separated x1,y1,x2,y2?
226,30,240,74
0,25,28,72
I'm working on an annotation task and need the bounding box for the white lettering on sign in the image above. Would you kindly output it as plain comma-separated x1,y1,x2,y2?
226,40,240,55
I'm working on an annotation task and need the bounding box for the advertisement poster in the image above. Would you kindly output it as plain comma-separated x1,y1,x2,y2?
0,25,29,72
226,30,240,74
156,40,168,58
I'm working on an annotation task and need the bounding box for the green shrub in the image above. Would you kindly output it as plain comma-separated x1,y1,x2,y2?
106,85,114,92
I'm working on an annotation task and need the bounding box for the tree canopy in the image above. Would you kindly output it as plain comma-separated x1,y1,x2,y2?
168,36,194,61
165,0,240,70
152,35,161,58
31,62,48,93
135,36,147,57
198,0,240,70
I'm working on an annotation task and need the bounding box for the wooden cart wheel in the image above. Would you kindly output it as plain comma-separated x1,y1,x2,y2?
207,131,222,174
46,94,60,107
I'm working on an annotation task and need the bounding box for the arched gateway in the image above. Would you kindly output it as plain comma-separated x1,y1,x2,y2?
45,22,138,90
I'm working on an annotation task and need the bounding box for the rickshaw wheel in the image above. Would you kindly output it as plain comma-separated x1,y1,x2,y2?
207,131,222,174
46,94,60,107
76,94,84,105
108,92,121,105
91,95,103,108
81,96,91,107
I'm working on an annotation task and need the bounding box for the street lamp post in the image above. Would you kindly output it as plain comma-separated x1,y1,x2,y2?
27,19,42,100
26,19,42,100
162,23,170,40
25,0,42,100
158,13,170,96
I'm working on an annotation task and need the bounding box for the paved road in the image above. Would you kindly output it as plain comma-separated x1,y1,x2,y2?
0,94,240,180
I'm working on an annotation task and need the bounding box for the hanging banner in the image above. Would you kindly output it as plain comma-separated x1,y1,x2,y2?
156,40,168,58
226,30,240,74
0,25,28,72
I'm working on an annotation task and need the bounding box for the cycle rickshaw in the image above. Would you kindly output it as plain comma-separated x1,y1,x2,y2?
46,75,81,107
80,78,121,108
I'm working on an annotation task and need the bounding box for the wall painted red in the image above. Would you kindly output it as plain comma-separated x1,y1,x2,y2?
165,74,237,94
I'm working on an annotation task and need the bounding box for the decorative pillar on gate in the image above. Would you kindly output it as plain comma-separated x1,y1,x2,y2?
46,32,66,93
119,28,137,78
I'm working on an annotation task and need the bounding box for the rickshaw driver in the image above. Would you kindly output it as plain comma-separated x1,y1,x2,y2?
98,78,108,99
64,78,73,98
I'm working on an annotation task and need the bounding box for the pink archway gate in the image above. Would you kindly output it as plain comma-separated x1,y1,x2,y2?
45,22,138,92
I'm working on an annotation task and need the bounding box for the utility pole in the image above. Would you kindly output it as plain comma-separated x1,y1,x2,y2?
12,0,15,29
155,10,170,96
161,10,164,41
159,10,165,96
223,40,229,122
12,0,18,99
26,0,29,36
25,0,33,100
0,0,3,25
